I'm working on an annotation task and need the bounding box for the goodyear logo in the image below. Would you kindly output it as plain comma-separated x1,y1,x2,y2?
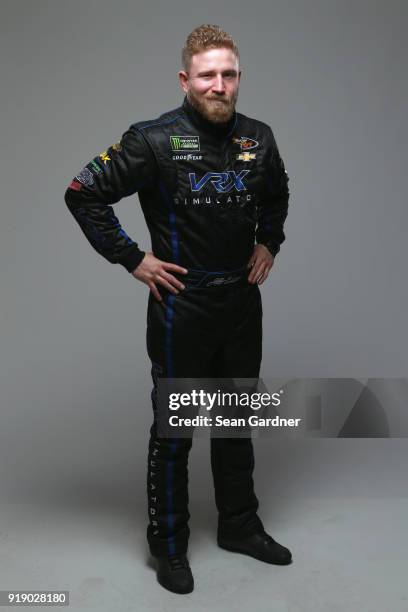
170,135,200,151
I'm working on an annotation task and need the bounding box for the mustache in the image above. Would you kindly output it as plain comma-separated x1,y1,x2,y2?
206,97,232,103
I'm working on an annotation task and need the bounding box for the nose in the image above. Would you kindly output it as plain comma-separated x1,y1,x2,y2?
212,74,226,93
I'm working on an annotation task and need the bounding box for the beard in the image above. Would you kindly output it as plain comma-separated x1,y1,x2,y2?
187,87,238,124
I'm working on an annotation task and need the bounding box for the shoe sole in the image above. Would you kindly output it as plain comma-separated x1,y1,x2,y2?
217,541,292,565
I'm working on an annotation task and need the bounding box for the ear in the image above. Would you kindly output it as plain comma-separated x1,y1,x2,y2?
178,70,189,93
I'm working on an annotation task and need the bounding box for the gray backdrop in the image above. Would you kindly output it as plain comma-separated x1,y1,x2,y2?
1,1,407,610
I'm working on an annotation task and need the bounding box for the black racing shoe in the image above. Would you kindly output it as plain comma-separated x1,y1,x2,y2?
218,530,292,565
155,553,194,594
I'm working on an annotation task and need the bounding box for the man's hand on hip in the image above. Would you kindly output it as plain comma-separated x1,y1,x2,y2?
131,252,188,302
247,244,274,285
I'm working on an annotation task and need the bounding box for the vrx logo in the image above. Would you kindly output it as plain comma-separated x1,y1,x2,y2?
189,170,250,193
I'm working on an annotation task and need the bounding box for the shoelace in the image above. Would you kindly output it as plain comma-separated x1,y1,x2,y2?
168,554,189,571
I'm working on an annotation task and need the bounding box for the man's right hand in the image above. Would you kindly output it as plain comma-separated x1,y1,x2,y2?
131,252,188,302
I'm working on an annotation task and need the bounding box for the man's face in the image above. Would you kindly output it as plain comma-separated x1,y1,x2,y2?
179,47,241,123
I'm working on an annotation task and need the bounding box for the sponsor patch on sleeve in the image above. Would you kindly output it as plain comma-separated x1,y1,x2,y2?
69,179,82,191
99,150,111,165
89,159,103,175
98,140,123,165
75,167,95,186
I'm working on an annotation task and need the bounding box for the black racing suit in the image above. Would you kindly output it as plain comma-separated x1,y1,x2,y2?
64,95,290,557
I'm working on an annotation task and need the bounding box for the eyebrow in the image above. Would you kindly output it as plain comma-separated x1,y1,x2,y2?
196,69,238,77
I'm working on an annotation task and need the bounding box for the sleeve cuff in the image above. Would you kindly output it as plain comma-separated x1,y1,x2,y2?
117,246,146,273
257,240,280,257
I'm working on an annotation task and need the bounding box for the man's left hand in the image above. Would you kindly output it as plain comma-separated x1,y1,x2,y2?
247,244,274,285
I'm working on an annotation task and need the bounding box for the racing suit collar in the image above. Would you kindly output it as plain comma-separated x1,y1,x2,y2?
182,95,237,139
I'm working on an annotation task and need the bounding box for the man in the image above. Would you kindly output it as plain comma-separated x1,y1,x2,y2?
64,24,291,594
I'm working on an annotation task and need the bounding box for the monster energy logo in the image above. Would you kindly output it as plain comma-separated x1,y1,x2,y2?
170,135,200,151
